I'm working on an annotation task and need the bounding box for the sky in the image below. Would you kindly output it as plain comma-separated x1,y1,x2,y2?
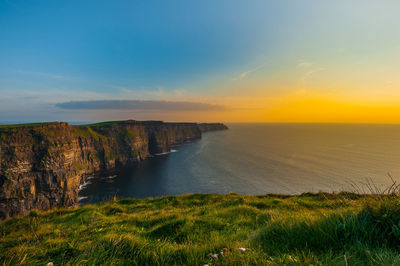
1,0,400,123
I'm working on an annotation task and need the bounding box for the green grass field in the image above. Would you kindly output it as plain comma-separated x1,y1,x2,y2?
1,193,400,265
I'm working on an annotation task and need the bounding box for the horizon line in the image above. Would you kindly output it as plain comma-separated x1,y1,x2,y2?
3,120,400,126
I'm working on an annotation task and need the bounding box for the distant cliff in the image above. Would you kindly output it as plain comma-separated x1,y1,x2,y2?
198,123,228,132
0,120,227,218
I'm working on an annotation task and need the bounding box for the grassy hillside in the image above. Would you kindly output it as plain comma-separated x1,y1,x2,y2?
1,193,400,265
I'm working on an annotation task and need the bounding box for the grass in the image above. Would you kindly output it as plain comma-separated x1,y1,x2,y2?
0,121,126,129
2,193,400,265
0,122,58,130
0,120,132,132
74,126,108,140
88,121,130,127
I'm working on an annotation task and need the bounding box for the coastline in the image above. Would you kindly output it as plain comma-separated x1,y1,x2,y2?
0,120,228,219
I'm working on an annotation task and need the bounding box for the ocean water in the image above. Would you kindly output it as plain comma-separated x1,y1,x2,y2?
79,123,400,203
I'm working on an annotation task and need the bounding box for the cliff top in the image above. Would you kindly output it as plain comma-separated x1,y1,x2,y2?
1,192,398,265
0,122,68,130
0,120,227,129
0,120,157,129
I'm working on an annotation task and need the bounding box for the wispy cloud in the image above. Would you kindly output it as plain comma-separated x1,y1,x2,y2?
298,60,314,68
37,72,65,79
385,80,394,88
233,63,266,81
300,67,325,82
56,100,227,111
297,60,325,82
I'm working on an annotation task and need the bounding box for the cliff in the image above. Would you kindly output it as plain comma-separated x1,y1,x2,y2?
0,120,227,218
198,123,228,132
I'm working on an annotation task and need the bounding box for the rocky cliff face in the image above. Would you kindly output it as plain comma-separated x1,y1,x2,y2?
0,120,227,219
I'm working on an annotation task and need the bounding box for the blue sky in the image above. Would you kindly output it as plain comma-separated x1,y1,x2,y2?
1,1,400,123
0,1,280,85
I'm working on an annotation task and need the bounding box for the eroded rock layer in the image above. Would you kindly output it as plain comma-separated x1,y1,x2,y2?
0,120,227,218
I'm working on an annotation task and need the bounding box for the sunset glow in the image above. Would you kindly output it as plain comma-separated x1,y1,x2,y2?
1,0,400,123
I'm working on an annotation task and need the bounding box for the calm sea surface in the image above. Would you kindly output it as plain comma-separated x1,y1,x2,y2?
79,123,400,203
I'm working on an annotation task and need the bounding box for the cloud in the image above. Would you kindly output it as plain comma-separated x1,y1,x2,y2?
297,60,324,82
385,80,393,88
298,61,314,68
233,63,266,81
55,100,227,111
300,67,325,82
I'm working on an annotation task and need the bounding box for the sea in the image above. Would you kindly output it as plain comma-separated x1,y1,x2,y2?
78,123,400,204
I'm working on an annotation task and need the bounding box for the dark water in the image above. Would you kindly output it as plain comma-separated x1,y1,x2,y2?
79,123,400,203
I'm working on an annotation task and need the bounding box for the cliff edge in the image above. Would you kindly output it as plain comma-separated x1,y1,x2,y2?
0,120,227,218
